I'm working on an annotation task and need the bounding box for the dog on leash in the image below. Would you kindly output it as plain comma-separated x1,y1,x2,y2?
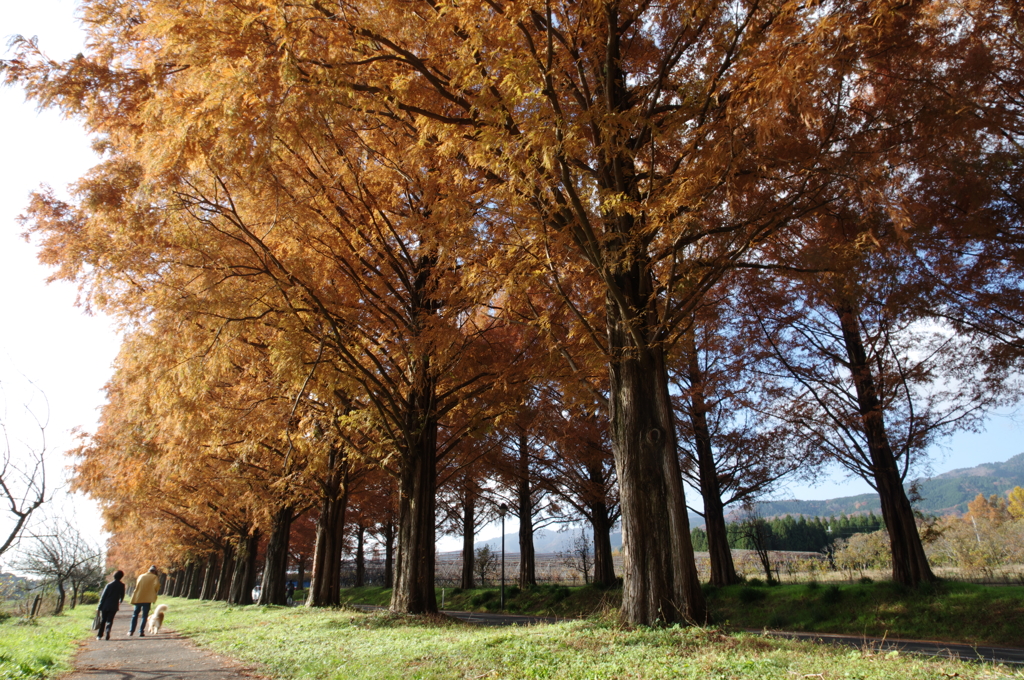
145,604,168,635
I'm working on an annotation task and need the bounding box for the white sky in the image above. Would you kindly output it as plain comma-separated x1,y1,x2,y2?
1,1,1022,561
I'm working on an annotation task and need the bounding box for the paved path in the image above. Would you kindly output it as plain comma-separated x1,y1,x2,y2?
753,630,1024,666
68,627,258,680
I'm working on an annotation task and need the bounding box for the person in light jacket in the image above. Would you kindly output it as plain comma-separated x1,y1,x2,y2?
96,570,125,640
129,565,161,636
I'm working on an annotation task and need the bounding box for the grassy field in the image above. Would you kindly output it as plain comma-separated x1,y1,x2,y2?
0,606,93,679
336,580,1024,648
164,597,1021,679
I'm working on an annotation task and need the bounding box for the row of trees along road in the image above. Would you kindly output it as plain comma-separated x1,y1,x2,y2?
2,0,1023,626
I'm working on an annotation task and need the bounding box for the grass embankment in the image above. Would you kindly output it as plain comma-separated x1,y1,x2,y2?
165,597,1016,680
337,581,1024,648
0,606,93,679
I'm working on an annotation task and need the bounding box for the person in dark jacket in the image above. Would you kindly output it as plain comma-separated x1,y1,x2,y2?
96,570,126,640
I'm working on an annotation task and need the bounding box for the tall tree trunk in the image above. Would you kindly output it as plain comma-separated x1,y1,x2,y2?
228,531,261,605
184,563,197,598
189,562,204,598
200,555,218,600
607,294,708,625
517,432,537,587
836,303,936,586
216,544,235,601
383,521,395,589
258,506,295,605
171,568,184,597
354,523,366,588
295,554,307,591
589,499,617,587
390,358,438,615
307,449,349,607
54,580,66,615
684,330,740,587
460,482,476,590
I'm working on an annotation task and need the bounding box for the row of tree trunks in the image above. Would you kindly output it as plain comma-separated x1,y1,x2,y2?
216,544,235,601
200,555,219,600
257,506,295,605
227,531,260,605
307,446,349,607
836,303,937,587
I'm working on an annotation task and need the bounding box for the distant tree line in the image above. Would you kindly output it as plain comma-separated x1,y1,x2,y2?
691,514,887,554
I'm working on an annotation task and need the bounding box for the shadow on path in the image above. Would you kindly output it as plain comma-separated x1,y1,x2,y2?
69,628,260,680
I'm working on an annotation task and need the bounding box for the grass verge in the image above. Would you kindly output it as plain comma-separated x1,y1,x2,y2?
336,580,1024,648
164,597,1018,679
0,606,94,679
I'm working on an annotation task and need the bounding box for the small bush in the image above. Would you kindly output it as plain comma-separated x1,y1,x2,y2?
79,591,100,605
747,578,765,588
469,591,497,607
858,576,873,585
0,611,11,624
738,587,767,604
506,586,520,598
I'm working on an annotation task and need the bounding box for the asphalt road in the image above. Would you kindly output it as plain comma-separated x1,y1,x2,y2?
68,628,257,680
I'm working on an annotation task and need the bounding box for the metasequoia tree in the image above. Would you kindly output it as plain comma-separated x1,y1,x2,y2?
673,298,815,587
254,0,932,624
6,0,522,614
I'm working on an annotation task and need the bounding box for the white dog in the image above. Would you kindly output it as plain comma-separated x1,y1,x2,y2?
145,604,168,635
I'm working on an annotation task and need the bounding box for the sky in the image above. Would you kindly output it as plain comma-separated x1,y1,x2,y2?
1,1,1022,561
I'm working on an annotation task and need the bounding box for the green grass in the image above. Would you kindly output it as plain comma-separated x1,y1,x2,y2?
706,581,1024,648
337,581,1024,648
164,597,1019,679
0,606,94,679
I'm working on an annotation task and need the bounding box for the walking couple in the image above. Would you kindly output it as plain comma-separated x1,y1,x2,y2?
96,566,161,640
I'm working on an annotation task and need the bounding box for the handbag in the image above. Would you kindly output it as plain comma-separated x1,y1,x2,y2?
92,609,102,631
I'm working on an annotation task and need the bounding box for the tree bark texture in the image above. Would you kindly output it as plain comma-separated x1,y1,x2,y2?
685,333,740,587
228,531,260,605
383,521,395,588
517,432,537,587
258,505,295,605
836,304,936,586
390,368,439,614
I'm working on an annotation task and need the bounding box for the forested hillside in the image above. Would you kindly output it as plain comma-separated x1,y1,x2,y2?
757,453,1024,518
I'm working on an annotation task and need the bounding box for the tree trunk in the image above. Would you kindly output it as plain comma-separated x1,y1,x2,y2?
228,531,260,605
354,523,366,587
200,555,219,600
307,449,349,607
836,303,936,586
258,506,295,605
216,544,235,601
589,499,617,587
460,483,475,590
684,330,740,587
170,569,183,597
189,562,204,598
184,563,197,598
295,554,307,591
390,358,438,615
517,432,537,587
54,580,66,615
383,521,395,589
607,295,707,625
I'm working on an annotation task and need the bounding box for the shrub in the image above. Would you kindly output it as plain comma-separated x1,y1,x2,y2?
79,591,99,605
747,578,765,587
506,586,520,598
469,591,496,607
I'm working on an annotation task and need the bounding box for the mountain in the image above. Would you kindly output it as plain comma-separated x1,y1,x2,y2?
756,452,1024,519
